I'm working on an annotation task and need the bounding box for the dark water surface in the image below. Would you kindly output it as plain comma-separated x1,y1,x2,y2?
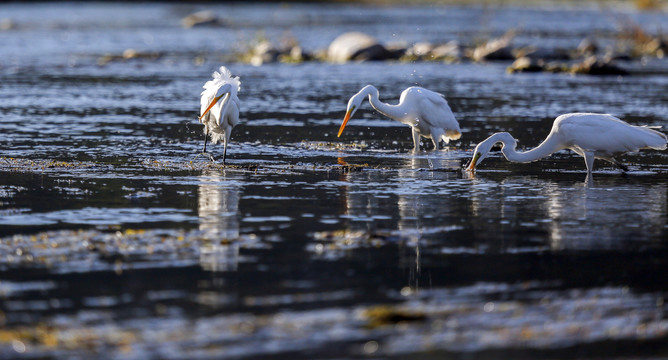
1,2,668,359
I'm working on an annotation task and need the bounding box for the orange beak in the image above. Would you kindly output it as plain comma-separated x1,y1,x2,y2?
466,153,481,172
199,93,225,121
337,108,353,137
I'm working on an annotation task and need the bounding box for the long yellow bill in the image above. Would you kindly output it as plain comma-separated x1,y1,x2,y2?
337,109,353,137
199,93,225,121
466,152,481,172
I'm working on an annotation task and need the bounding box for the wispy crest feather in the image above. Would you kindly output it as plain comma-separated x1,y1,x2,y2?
201,66,241,95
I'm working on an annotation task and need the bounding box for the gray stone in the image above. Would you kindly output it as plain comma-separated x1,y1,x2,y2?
327,32,394,63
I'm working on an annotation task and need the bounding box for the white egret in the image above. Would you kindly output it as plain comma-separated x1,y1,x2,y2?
337,85,461,151
467,113,667,174
199,66,241,164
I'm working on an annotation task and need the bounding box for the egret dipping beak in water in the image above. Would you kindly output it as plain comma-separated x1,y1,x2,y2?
199,66,241,164
337,85,461,152
467,113,667,175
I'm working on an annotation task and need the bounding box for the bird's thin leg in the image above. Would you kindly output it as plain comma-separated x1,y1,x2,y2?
610,158,629,172
222,129,232,165
222,140,228,165
430,128,445,151
583,151,595,175
199,126,215,162
202,128,209,153
584,173,593,186
411,128,421,153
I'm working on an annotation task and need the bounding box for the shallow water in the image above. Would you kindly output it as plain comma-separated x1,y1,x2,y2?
1,2,668,359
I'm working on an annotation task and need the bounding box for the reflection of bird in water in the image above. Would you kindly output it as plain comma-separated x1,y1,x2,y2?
198,170,241,271
199,66,241,164
337,85,461,152
402,154,461,171
546,179,666,249
198,170,240,238
467,113,667,175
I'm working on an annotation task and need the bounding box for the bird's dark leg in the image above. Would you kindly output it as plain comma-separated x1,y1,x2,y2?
430,138,440,151
222,130,231,165
611,158,629,172
201,127,215,162
202,129,208,153
430,129,445,151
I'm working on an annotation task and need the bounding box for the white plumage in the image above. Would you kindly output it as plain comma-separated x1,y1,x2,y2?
467,113,667,175
337,85,461,151
199,66,241,163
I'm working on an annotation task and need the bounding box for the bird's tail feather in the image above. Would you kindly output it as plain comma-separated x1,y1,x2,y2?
444,129,462,141
638,126,667,150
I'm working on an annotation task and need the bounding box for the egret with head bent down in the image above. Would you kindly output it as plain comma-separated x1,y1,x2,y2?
199,66,241,164
337,85,461,152
467,113,667,175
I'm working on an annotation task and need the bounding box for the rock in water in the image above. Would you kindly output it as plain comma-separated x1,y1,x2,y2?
470,32,515,62
327,32,394,63
181,11,221,28
570,56,629,76
507,57,544,73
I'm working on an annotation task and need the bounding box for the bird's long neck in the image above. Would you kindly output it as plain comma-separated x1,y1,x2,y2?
495,133,564,163
217,93,231,119
214,84,235,120
362,85,405,121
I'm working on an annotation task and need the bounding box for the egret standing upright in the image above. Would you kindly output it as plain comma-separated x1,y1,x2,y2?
467,113,667,175
199,66,241,164
337,85,461,152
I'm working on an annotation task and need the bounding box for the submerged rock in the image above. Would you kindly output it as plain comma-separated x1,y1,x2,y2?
0,18,16,31
181,10,222,29
513,46,571,62
278,45,311,63
617,26,668,59
327,32,395,63
122,48,161,60
404,41,461,62
570,56,629,76
430,41,462,62
236,34,312,65
97,48,162,66
405,42,433,59
507,57,545,73
243,41,312,65
469,32,515,62
507,57,568,74
508,55,627,76
249,41,280,66
577,38,599,57
632,36,667,58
